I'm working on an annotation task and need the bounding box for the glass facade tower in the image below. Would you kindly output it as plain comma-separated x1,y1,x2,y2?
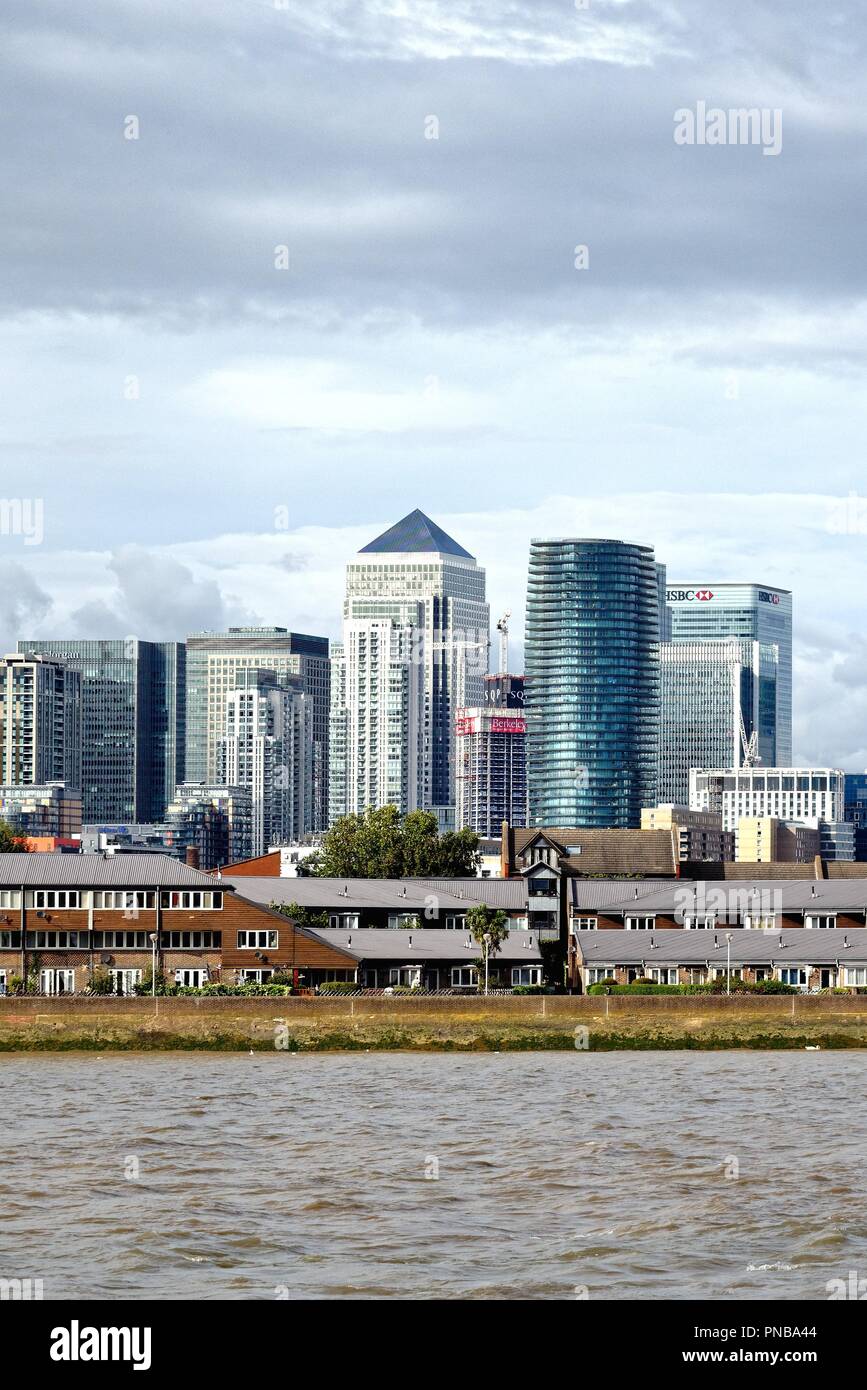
16,639,185,824
665,584,792,765
525,539,660,827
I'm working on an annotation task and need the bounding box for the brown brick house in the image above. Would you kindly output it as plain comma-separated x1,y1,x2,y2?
0,853,355,994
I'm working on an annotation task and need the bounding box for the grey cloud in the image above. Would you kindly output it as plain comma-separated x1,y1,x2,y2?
0,561,52,652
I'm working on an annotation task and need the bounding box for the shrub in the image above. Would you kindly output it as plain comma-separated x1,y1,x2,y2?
511,985,547,995
317,981,359,995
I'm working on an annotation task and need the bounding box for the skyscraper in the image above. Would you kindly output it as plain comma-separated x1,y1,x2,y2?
185,628,330,831
331,509,489,827
218,668,313,855
658,639,779,804
525,539,660,827
0,653,82,791
16,640,183,823
665,584,792,764
455,675,527,836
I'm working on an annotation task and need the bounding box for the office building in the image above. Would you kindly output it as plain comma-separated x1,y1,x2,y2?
455,677,527,837
17,639,184,824
218,668,313,855
185,628,330,832
690,767,846,833
736,816,821,863
658,639,779,804
332,509,489,827
0,653,82,792
641,804,733,863
844,774,867,859
665,583,792,764
0,782,82,839
525,538,660,827
164,782,254,870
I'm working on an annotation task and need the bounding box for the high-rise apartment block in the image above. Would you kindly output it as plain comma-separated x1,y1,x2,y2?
218,668,313,855
185,628,329,832
525,539,660,827
0,652,82,791
456,675,528,836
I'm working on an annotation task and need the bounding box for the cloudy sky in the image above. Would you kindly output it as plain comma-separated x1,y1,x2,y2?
2,0,866,765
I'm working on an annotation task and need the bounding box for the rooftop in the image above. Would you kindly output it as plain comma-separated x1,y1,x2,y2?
358,509,473,559
0,853,221,888
229,876,528,912
307,928,543,963
574,929,867,966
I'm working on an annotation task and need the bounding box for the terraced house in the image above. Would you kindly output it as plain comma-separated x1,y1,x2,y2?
0,854,355,994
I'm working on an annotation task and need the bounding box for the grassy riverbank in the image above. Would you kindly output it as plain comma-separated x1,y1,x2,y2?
3,993,867,1050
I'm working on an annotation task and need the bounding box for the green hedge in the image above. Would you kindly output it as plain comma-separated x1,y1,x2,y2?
587,979,798,996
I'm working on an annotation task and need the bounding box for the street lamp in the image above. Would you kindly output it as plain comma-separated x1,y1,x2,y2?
726,932,733,997
483,932,491,997
148,932,158,998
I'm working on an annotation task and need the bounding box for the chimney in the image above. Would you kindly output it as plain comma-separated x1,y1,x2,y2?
186,846,200,870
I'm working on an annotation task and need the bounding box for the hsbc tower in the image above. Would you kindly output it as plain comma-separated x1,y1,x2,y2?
665,583,792,765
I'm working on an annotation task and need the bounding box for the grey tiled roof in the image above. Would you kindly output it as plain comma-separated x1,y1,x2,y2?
0,853,221,888
570,879,867,916
229,876,527,912
574,929,867,966
307,927,543,962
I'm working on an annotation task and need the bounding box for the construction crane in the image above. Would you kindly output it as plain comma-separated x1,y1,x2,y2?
739,707,761,767
496,611,511,675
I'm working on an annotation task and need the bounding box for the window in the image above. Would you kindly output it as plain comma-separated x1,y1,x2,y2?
33,891,80,909
92,931,150,949
573,917,598,931
161,931,221,949
625,917,655,930
0,970,5,995
25,931,88,949
39,969,75,995
586,967,615,984
744,916,777,930
94,891,156,911
386,913,417,930
237,930,278,949
528,878,556,897
328,913,359,930
684,916,715,930
175,969,206,988
778,967,808,988
0,931,20,948
511,966,542,986
160,891,223,910
845,968,867,987
444,915,465,930
450,967,478,988
711,967,742,981
109,969,141,996
805,915,836,930
0,891,20,909
647,968,678,985
753,968,771,981
237,969,272,983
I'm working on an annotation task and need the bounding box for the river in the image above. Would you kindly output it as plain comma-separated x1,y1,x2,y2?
0,1051,861,1300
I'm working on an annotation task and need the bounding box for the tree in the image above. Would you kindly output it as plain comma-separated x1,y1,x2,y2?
0,821,29,853
465,902,509,959
310,806,479,878
275,901,330,931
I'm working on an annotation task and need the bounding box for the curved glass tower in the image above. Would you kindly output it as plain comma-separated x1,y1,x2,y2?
525,539,659,827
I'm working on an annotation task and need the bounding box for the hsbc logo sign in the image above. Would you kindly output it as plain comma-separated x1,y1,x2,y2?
666,588,714,602
758,590,780,605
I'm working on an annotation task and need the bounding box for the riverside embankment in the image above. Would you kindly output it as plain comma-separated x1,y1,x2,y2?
3,993,867,1050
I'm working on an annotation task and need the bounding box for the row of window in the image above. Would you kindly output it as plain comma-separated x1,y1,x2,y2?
585,966,864,986
5,929,225,950
25,891,224,911
572,915,844,931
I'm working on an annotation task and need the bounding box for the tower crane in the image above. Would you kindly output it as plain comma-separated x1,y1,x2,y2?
495,611,511,675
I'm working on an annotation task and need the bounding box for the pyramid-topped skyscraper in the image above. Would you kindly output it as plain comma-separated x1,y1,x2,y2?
329,510,489,828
